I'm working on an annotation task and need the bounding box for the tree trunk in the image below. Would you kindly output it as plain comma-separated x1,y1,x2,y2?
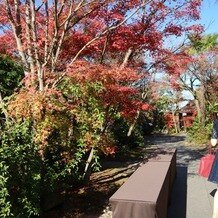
83,147,94,183
172,111,178,133
127,110,140,136
38,68,44,91
195,86,206,126
194,98,201,122
0,92,9,124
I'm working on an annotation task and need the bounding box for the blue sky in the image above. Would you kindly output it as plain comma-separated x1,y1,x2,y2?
201,0,218,34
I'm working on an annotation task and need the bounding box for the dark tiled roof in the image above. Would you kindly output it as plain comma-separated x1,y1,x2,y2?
179,100,195,113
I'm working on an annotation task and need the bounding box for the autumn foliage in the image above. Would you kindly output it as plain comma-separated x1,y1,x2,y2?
0,0,203,216
8,60,148,153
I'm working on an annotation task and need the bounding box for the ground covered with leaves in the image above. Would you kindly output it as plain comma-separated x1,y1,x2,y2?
42,143,150,218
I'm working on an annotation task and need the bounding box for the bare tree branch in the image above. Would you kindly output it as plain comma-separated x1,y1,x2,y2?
25,0,35,77
5,0,29,70
70,0,150,64
51,0,150,88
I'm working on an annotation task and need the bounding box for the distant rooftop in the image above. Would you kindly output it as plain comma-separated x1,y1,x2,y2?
179,100,195,113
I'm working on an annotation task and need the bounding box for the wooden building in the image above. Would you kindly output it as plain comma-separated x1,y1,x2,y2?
164,100,197,132
179,100,197,131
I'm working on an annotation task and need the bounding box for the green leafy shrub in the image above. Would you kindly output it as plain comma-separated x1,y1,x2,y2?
0,161,12,218
0,80,110,216
187,119,213,145
111,117,144,149
0,55,24,98
0,120,41,217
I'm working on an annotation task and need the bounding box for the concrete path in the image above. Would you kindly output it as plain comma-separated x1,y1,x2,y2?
146,134,216,218
100,133,216,218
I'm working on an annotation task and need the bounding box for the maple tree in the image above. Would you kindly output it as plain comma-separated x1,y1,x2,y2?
0,0,203,87
0,0,150,90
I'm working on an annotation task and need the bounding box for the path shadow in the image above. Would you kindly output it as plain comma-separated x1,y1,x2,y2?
168,166,188,218
176,146,203,164
145,134,186,145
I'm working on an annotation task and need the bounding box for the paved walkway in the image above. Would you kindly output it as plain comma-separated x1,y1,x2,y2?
100,133,216,218
146,134,216,218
